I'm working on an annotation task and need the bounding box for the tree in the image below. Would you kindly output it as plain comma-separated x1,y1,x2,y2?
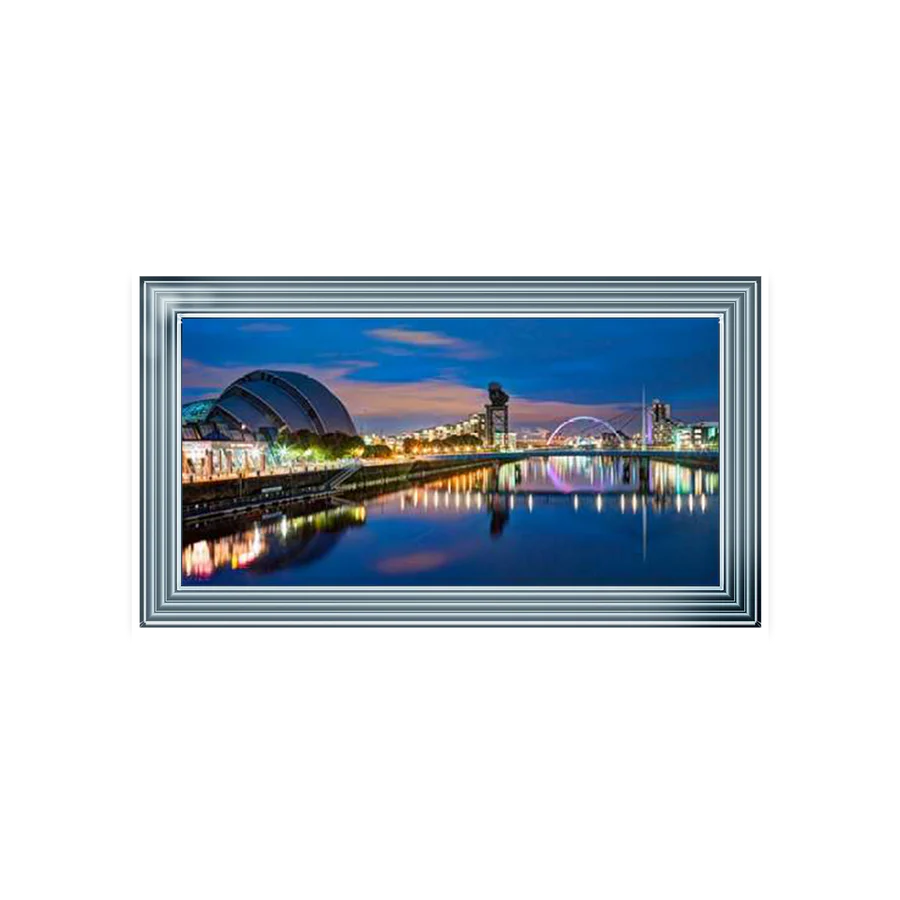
281,429,326,462
363,444,393,459
317,432,366,460
286,429,316,452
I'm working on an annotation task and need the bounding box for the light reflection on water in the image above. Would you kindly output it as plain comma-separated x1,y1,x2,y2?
183,505,367,578
182,455,720,587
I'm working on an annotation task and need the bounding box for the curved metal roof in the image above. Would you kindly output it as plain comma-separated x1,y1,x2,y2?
207,369,356,436
266,370,356,435
225,378,318,433
210,392,271,430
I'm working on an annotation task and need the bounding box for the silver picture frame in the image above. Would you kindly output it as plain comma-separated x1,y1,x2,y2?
140,277,760,626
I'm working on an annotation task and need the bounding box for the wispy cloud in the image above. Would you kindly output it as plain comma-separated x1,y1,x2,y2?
327,376,634,431
375,346,417,357
181,358,376,393
238,322,292,334
366,326,487,360
335,359,378,370
182,359,634,431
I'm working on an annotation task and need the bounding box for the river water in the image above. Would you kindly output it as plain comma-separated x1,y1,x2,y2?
182,455,720,588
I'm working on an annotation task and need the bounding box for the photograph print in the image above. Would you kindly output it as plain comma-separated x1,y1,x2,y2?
180,315,721,590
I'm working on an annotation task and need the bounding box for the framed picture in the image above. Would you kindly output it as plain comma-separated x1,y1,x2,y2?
140,277,760,626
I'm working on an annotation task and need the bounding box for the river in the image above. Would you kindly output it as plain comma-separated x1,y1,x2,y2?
182,454,720,587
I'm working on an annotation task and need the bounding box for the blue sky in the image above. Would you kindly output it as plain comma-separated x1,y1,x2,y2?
182,317,719,433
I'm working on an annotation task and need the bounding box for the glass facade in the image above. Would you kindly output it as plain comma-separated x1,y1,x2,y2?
181,398,216,424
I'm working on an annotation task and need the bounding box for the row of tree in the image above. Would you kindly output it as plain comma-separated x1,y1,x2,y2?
274,430,367,463
401,433,483,455
269,429,486,464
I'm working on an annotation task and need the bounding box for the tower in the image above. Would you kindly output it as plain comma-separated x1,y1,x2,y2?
485,382,510,449
648,398,673,446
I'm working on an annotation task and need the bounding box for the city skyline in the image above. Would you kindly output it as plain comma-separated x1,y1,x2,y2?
182,317,719,434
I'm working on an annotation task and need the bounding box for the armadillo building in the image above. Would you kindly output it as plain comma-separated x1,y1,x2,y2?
206,369,357,436
181,369,357,481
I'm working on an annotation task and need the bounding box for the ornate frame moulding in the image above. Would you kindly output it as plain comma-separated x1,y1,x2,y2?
140,277,761,626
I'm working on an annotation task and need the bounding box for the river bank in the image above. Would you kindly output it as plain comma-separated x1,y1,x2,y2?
183,453,527,525
182,450,718,526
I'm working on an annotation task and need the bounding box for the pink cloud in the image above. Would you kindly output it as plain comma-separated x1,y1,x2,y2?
331,376,633,429
366,327,487,360
181,358,376,392
182,358,634,430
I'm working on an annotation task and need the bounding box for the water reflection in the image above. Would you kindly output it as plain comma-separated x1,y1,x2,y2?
182,455,720,586
183,503,366,579
489,493,511,537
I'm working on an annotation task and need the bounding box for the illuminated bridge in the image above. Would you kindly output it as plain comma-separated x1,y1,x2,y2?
546,408,646,447
544,403,708,449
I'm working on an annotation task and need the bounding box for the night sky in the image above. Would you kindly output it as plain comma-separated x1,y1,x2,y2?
181,317,719,434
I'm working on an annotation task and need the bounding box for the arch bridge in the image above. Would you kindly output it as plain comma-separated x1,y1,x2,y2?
546,415,631,447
